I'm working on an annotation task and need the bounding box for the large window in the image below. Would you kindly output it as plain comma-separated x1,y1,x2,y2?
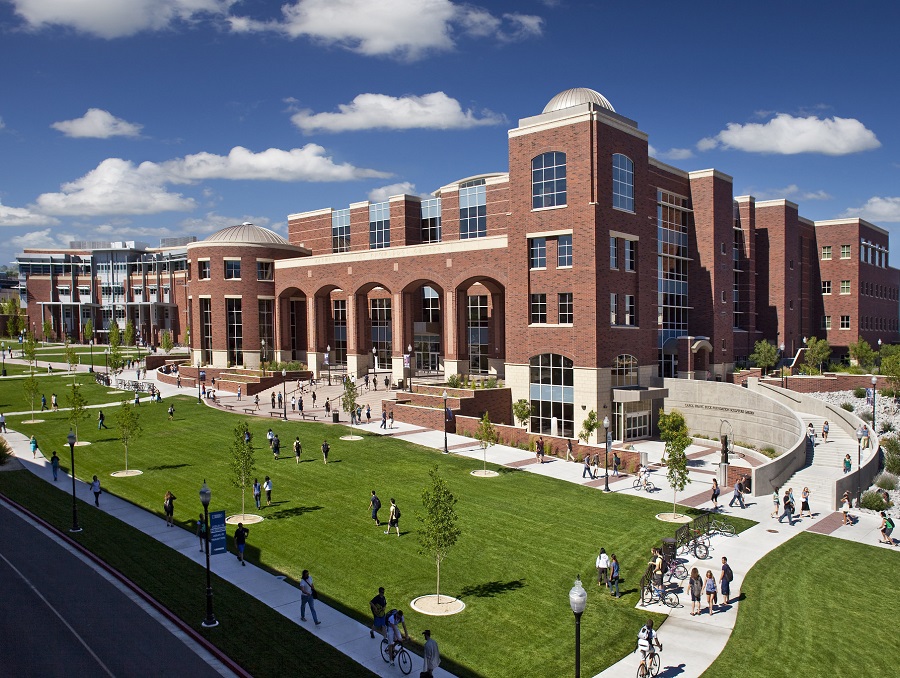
822,280,832,294
529,238,546,269
529,353,574,438
371,298,392,367
224,259,241,279
530,293,547,324
332,208,350,253
198,260,210,279
258,299,274,361
200,298,213,365
558,235,572,267
467,295,489,374
531,152,567,209
612,153,634,212
558,293,573,324
459,179,487,239
257,261,274,281
226,298,242,365
612,354,638,387
421,198,442,243
369,202,391,249
333,299,347,366
657,190,692,377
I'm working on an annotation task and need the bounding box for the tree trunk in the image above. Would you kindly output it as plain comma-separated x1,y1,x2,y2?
436,555,441,604
241,483,246,517
672,492,677,519
125,442,129,471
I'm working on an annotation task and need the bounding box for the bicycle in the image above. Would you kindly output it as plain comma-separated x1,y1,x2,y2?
380,638,412,675
664,558,688,583
640,581,679,608
681,530,709,559
636,647,661,677
632,477,656,492
709,518,735,537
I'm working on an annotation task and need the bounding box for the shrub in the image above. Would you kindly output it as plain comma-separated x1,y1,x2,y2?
860,490,888,511
860,410,874,423
853,387,867,399
0,437,13,467
840,402,855,412
883,438,900,476
874,473,898,491
881,421,895,434
881,387,896,398
446,374,463,389
761,446,778,459
484,376,499,389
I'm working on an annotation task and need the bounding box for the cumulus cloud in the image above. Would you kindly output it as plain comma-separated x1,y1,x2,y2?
229,0,542,59
32,145,389,217
368,182,416,202
8,0,235,38
698,113,880,156
51,108,143,138
179,212,273,235
291,92,504,133
753,184,833,202
648,145,694,162
840,197,900,223
0,202,61,227
9,228,75,250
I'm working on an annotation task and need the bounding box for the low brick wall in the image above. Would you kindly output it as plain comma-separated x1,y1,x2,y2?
763,373,887,394
157,367,311,396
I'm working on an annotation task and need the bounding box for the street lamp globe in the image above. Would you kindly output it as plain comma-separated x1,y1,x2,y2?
67,431,76,447
568,575,587,615
602,416,609,429
199,479,211,508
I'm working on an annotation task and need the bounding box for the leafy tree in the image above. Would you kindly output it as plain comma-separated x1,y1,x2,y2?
183,325,191,347
229,421,255,517
64,339,79,383
473,411,498,473
2,297,24,339
849,339,876,371
512,399,532,429
804,336,831,374
42,318,53,344
749,340,778,376
341,378,359,424
659,408,692,517
66,383,89,442
114,399,143,472
578,409,600,446
108,321,123,376
160,329,174,354
22,331,37,370
124,319,135,347
417,465,461,604
882,353,900,392
83,319,94,345
23,373,39,422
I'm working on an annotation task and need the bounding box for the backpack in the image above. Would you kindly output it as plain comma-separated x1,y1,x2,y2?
373,496,381,510
887,517,895,530
394,506,401,519
387,609,398,625
638,626,652,642
724,564,734,582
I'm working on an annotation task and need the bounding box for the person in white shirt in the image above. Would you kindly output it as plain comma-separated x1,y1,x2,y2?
422,630,440,677
596,548,610,588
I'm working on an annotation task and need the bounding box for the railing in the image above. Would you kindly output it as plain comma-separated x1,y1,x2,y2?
675,511,713,551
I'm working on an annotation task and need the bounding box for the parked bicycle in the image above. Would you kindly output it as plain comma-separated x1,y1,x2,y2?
709,518,735,537
682,529,709,559
380,638,412,675
640,581,679,608
664,558,688,583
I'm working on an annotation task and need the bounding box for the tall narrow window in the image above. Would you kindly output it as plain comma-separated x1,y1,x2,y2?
200,298,213,365
531,152,567,209
530,294,547,324
226,298,243,365
467,295,489,374
610,237,618,269
459,179,487,239
529,238,546,269
557,234,573,267
258,299,274,361
421,198,442,243
371,298,392,365
610,293,617,325
558,293,573,324
332,208,350,253
612,153,634,211
369,202,390,249
333,299,347,366
624,239,636,271
198,260,210,279
625,295,636,326
529,354,574,438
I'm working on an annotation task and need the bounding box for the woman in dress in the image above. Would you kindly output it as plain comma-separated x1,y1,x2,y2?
704,570,717,615
822,420,829,442
800,487,811,518
688,568,703,615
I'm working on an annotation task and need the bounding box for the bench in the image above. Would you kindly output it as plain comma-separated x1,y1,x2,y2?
221,404,235,411
243,408,257,415
299,412,318,421
269,411,284,418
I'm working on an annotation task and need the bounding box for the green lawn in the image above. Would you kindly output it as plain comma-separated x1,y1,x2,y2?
6,401,755,678
703,531,898,677
0,372,140,418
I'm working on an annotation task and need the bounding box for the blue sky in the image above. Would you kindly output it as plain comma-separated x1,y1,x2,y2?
1,0,898,266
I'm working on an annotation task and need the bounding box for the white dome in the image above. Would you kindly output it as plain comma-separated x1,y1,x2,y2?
205,223,289,245
543,88,615,114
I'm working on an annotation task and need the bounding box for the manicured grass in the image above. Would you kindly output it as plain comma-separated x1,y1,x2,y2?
0,371,139,417
0,470,374,678
704,532,898,676
7,401,755,677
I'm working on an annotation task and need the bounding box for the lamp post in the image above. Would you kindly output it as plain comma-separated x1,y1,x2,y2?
372,345,377,387
603,416,611,492
856,427,863,508
88,339,94,373
199,480,218,628
261,338,266,366
442,390,449,454
568,575,587,678
877,338,883,373
104,348,109,376
407,343,413,392
326,344,332,386
871,375,877,434
197,362,202,404
779,343,785,388
282,368,288,420
67,431,82,533
1,342,5,377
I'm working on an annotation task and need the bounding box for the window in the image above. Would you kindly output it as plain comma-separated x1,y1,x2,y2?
371,298,392,366
558,234,572,267
840,315,850,329
258,299,274,359
57,286,70,296
624,239,636,272
532,152,566,209
610,237,618,269
821,245,832,260
558,293,573,324
332,208,350,253
612,354,639,386
422,286,441,323
369,202,391,249
200,298,213,364
612,154,634,212
467,295,489,374
257,261,274,281
841,245,851,259
610,293,617,325
333,299,347,366
529,238,546,269
459,179,487,238
224,259,241,279
198,260,210,279
530,294,547,324
78,286,90,297
226,298,242,365
840,280,851,294
822,280,832,294
133,286,143,298
529,354,574,438
625,295,636,326
421,198,442,243
822,316,831,330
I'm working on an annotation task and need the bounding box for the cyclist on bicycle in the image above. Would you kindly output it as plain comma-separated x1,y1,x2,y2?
385,608,408,666
637,619,662,668
640,464,652,490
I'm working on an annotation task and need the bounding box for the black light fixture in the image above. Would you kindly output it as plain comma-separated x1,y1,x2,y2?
442,390,449,454
602,416,611,492
197,362,202,404
199,479,218,628
871,375,877,434
282,368,288,420
67,431,82,533
407,343,413,392
568,575,587,678
327,344,332,386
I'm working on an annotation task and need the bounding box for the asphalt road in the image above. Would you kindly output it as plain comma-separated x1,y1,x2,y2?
0,501,232,678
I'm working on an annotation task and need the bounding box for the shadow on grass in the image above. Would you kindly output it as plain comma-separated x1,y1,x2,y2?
265,505,324,521
496,467,523,475
146,463,191,471
459,579,526,598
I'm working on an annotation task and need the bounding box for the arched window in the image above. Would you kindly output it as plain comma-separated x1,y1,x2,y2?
612,153,634,212
612,354,638,387
532,152,567,209
529,353,574,438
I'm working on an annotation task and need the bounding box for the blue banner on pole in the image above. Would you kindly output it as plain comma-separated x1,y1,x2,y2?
607,431,613,451
209,510,227,555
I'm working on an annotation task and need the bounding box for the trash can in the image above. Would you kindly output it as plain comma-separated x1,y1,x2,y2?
661,537,677,564
332,412,340,423
639,450,649,467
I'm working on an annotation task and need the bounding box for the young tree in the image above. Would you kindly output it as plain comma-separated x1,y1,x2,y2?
66,383,89,442
578,409,600,446
114,399,143,472
473,411,499,473
849,339,876,371
83,318,94,345
658,408,692,517
341,378,359,424
124,319,135,347
2,297,23,339
22,331,37,371
882,353,900,392
417,465,461,604
23,373,39,422
229,421,255,517
160,329,174,354
64,339,79,383
804,336,831,374
183,325,191,347
42,318,53,345
512,399,532,429
108,321,123,376
749,340,778,376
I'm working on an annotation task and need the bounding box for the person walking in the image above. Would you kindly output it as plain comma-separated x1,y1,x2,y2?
291,395,296,412
272,434,281,460
609,553,621,598
385,498,400,536
271,392,276,409
582,453,594,479
41,394,47,411
237,385,241,401
293,437,302,463
196,513,207,551
688,568,703,615
878,511,895,545
253,478,261,510
51,393,58,411
711,478,721,511
841,491,852,525
164,491,176,527
263,476,272,506
322,439,330,464
704,570,717,615
366,404,371,424
806,422,815,447
592,452,601,479
728,477,746,509
234,522,249,566
0,412,7,433
277,391,283,410
177,374,182,388
389,410,394,429
422,629,441,677
595,548,610,588
535,436,545,463
311,390,317,408
779,490,795,525
369,586,387,639
324,399,331,416
843,454,852,473
50,451,60,481
30,435,39,458
565,439,574,461
254,394,260,410
98,409,109,429
612,451,621,477
267,428,274,448
299,570,321,625
770,488,780,518
90,475,102,506
800,487,811,518
822,420,829,442
720,557,734,605
300,396,305,414
369,491,382,526
380,408,387,429
168,404,175,420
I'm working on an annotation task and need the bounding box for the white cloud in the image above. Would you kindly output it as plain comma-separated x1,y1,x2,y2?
51,108,143,138
9,228,75,249
9,0,234,38
179,212,273,235
0,202,61,227
368,182,416,202
648,145,693,161
229,0,542,59
698,113,880,156
840,197,900,223
291,92,504,133
752,184,832,202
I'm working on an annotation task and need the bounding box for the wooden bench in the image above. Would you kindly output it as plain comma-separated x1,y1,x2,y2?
221,404,235,411
269,411,284,418
243,408,257,415
299,412,318,421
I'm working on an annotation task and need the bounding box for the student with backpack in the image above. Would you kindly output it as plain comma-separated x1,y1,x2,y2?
879,512,895,545
369,491,382,526
636,619,661,669
385,499,401,536
720,556,734,605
